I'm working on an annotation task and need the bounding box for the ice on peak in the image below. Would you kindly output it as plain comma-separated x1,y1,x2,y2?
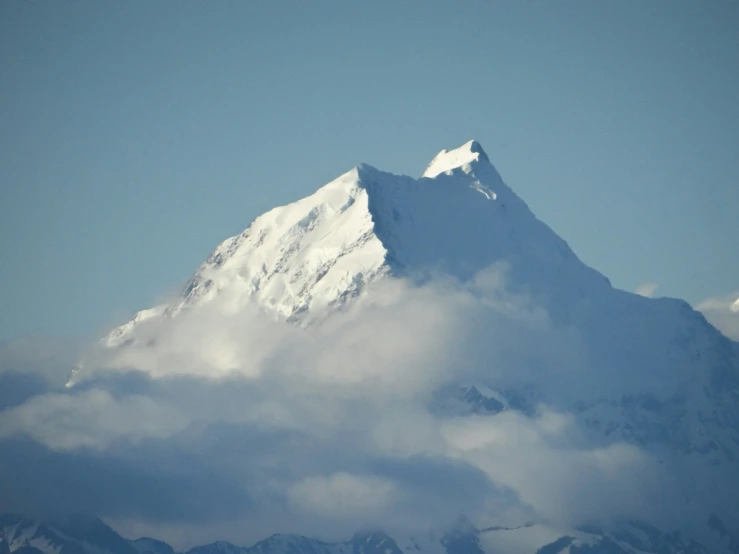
422,139,491,178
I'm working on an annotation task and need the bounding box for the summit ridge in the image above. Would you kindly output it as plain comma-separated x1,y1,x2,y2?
422,139,490,178
103,139,605,347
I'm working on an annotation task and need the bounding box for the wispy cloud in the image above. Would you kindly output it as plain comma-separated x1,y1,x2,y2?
696,290,739,340
634,282,659,298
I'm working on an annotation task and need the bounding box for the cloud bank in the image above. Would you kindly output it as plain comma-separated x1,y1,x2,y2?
0,267,734,548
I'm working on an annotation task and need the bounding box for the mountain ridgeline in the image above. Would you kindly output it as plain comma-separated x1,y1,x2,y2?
3,514,738,554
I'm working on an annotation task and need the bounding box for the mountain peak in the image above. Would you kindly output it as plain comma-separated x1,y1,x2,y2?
466,139,490,161
422,139,490,178
91,137,607,362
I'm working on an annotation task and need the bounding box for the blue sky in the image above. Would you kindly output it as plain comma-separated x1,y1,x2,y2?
1,0,737,341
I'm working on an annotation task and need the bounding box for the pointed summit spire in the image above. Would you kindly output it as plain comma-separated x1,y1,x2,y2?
422,139,490,178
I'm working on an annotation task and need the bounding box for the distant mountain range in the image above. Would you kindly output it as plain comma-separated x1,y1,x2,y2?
3,513,738,554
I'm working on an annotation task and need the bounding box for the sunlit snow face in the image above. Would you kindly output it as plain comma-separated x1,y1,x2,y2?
0,262,725,548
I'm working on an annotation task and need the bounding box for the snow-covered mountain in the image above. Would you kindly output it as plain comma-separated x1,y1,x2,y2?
87,139,739,458
0,514,139,554
62,140,739,550
101,139,608,347
3,514,738,554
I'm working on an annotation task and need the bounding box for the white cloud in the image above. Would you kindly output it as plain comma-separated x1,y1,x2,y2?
0,389,189,450
696,290,739,340
439,408,674,527
634,282,659,298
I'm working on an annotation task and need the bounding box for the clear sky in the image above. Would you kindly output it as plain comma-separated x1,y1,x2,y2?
1,0,737,341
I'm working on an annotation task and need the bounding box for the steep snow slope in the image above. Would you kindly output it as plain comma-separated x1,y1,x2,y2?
104,139,608,347
108,165,388,345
